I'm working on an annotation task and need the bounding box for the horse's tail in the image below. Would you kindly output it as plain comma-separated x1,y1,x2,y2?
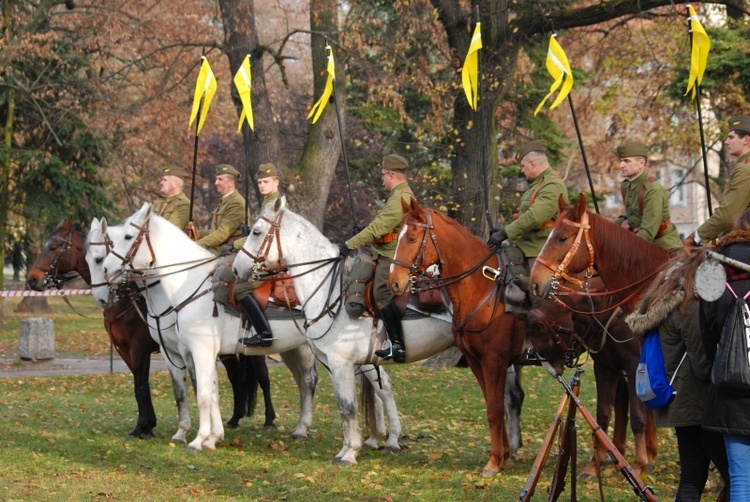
359,372,377,437
240,354,259,417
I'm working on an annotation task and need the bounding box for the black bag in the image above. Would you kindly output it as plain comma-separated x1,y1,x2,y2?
711,283,750,396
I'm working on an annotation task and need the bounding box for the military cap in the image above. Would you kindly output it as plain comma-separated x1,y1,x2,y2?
215,163,241,179
516,140,546,162
382,154,409,173
161,166,189,180
258,163,279,179
728,115,750,134
616,141,650,159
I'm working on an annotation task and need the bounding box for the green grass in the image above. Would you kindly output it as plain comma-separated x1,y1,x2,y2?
0,297,723,500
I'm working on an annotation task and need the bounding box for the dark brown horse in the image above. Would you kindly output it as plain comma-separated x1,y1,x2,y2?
389,198,527,476
26,220,274,439
529,194,669,474
526,276,657,476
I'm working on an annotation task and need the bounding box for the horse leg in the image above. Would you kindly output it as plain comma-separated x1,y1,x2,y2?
612,375,629,455
163,350,192,444
279,346,318,440
327,357,362,466
477,353,510,477
504,364,524,455
252,355,277,429
645,408,657,465
579,362,615,479
361,372,384,450
627,380,653,474
362,366,401,453
219,355,247,429
127,343,157,439
186,348,225,451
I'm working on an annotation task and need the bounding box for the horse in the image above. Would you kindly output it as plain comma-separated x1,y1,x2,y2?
528,193,670,474
94,204,337,452
232,197,476,467
525,277,658,476
26,220,274,440
387,198,528,476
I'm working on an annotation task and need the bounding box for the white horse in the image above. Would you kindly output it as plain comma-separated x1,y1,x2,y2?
98,204,394,453
233,197,464,465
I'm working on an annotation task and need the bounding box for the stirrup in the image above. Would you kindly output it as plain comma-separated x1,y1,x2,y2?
241,334,273,348
375,341,394,360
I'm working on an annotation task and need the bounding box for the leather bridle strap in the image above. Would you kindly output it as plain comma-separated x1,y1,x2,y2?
535,211,595,289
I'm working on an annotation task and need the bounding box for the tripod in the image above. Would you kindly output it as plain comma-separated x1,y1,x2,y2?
519,367,657,502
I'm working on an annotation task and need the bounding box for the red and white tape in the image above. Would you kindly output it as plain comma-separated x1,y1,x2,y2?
0,289,92,297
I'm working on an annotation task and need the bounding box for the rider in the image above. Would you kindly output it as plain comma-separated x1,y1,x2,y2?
153,166,190,230
235,163,282,348
196,164,246,253
340,154,414,363
489,140,568,271
686,115,750,246
614,140,682,251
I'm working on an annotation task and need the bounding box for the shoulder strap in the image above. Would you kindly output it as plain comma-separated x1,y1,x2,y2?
669,351,688,386
620,176,656,213
530,174,558,205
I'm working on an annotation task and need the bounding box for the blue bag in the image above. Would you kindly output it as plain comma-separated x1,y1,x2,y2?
636,329,681,409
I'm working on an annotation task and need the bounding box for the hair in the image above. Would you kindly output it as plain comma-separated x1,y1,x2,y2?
525,150,549,170
733,130,750,139
638,246,703,315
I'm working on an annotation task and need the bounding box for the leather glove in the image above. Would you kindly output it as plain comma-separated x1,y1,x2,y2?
337,243,351,256
488,228,508,247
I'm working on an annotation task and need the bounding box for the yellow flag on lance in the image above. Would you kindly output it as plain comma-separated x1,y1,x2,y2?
461,22,482,111
234,55,254,132
188,57,218,135
685,4,710,100
535,35,574,116
307,45,335,124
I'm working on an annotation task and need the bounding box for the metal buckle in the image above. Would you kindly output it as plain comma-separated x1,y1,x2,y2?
482,266,501,282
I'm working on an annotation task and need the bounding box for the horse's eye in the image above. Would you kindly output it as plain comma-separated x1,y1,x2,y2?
252,229,261,236
95,257,103,265
556,235,567,243
125,234,133,241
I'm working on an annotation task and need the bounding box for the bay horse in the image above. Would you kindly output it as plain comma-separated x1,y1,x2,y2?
525,277,658,476
233,197,475,466
25,220,273,440
529,193,669,474
388,198,528,476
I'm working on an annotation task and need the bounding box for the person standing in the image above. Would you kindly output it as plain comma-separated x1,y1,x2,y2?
340,154,414,363
700,210,750,501
196,164,246,254
628,249,729,501
614,140,682,251
687,115,750,246
236,163,282,348
153,166,190,230
489,140,568,269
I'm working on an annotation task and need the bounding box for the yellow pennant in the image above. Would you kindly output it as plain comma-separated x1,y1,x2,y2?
234,55,254,132
188,57,218,135
307,45,335,124
461,22,482,111
534,35,574,116
685,4,710,100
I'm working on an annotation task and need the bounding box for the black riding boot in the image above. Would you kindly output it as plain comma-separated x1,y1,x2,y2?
239,295,273,348
375,302,406,363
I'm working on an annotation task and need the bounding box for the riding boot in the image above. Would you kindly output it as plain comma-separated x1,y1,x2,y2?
375,302,406,363
239,295,273,348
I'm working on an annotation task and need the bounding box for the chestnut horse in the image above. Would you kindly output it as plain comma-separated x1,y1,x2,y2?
525,278,658,476
529,194,669,474
389,198,527,476
26,220,274,439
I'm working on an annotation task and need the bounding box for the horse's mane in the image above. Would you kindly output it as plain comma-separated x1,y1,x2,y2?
147,212,216,261
637,246,703,315
427,209,487,247
269,205,333,248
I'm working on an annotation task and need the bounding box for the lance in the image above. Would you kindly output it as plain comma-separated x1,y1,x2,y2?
187,52,206,233
326,39,358,230
567,93,599,214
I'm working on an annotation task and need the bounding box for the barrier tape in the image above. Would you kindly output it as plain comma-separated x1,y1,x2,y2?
0,289,92,297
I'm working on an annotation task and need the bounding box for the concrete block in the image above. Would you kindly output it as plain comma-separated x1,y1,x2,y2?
18,317,55,361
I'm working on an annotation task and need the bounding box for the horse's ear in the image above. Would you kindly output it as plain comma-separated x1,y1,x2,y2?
101,218,109,233
274,196,284,213
572,193,587,217
57,220,72,231
90,217,100,232
557,194,569,213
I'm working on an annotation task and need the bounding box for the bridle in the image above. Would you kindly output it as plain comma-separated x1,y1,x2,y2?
31,231,75,289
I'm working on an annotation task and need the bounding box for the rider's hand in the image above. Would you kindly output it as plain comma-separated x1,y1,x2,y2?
488,228,508,248
337,243,351,256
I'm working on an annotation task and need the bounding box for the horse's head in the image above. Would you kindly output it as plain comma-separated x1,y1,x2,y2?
86,217,120,307
530,194,593,300
389,198,439,295
234,196,287,281
102,203,154,285
27,220,86,290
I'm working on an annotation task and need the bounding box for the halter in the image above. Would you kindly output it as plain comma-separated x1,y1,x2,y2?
31,231,74,289
109,216,157,281
534,211,596,294
239,209,286,277
390,209,446,288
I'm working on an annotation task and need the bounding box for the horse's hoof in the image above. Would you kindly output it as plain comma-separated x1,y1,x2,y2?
333,457,356,467
577,471,594,480
263,424,277,431
186,445,201,452
291,432,308,441
332,455,342,464
382,445,401,453
481,468,500,477
225,421,240,429
138,432,155,440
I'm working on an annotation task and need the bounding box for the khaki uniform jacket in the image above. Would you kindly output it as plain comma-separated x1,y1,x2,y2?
615,170,682,250
153,192,189,230
346,181,413,260
506,169,568,258
232,191,280,251
196,190,246,253
697,152,750,242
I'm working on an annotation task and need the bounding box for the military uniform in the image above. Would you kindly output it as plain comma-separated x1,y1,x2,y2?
196,190,246,253
153,192,189,230
616,170,682,250
697,152,750,242
347,180,413,308
506,168,568,259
